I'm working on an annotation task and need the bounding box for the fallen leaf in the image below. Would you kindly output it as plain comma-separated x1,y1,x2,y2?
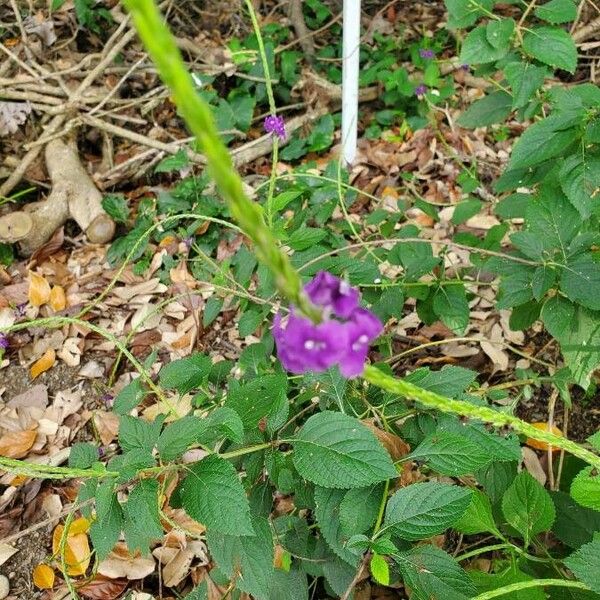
162,548,194,587
0,543,18,567
0,429,37,458
49,285,66,311
33,563,55,589
77,575,128,600
28,271,52,307
7,384,48,409
93,411,120,446
98,543,155,580
52,521,91,577
522,446,547,486
30,348,56,379
526,422,563,452
362,420,410,461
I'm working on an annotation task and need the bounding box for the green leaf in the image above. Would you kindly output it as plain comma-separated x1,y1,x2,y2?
207,517,274,598
560,154,600,218
113,378,145,415
179,455,254,536
184,582,208,600
119,415,161,453
564,539,600,594
287,227,328,251
157,416,205,461
292,411,397,489
229,94,255,131
508,114,580,169
89,483,123,560
471,565,546,600
159,353,212,394
383,482,472,540
560,306,600,388
534,0,577,24
460,25,511,65
102,194,129,223
225,373,288,431
522,26,577,73
501,471,555,545
314,487,360,565
123,479,163,555
504,62,548,109
541,295,576,339
389,241,440,281
551,490,600,548
394,545,477,600
155,149,190,173
571,466,600,511
457,91,512,128
370,554,390,586
404,365,477,398
268,568,309,600
307,115,334,152
203,407,244,444
509,300,541,330
339,484,384,535
486,18,515,49
203,296,223,327
445,0,494,28
476,461,518,505
115,448,155,483
454,489,500,536
561,254,600,310
451,199,483,225
238,307,267,337
408,431,490,476
433,285,470,334
69,442,99,469
526,192,581,251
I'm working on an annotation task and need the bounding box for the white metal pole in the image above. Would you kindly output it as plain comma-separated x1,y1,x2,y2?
341,0,361,166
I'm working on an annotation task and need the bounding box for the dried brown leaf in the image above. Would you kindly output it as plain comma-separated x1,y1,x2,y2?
0,429,37,458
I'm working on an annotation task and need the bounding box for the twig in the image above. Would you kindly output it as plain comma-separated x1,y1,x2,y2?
340,553,370,600
287,0,315,61
573,14,600,42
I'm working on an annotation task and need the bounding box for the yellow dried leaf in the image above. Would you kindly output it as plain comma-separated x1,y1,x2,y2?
33,563,55,589
28,271,51,307
0,429,37,458
158,235,177,248
30,348,56,379
526,422,563,452
9,474,28,486
49,285,66,311
52,524,91,577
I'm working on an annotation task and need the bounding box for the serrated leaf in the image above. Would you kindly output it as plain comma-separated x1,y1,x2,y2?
504,62,548,109
486,18,515,49
460,25,510,64
560,306,600,388
339,484,384,535
432,285,470,334
559,153,600,219
159,353,212,394
501,471,555,544
113,378,145,415
470,565,546,600
207,517,274,598
404,365,477,398
118,415,161,453
383,482,472,540
551,490,600,548
409,431,490,476
457,91,512,128
509,114,579,170
101,194,129,223
534,0,577,23
561,254,600,310
454,489,500,535
564,539,600,593
179,455,254,536
69,442,99,469
155,149,190,173
522,26,577,73
292,411,397,489
370,553,390,585
393,545,477,600
541,296,576,339
123,479,163,555
445,0,494,28
268,568,309,600
89,483,122,560
157,416,205,461
571,466,600,511
314,487,360,565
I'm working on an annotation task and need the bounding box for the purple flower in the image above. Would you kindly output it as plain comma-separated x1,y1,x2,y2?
304,271,359,319
415,84,427,97
14,303,26,318
264,115,286,141
419,48,435,59
101,393,114,408
460,63,470,71
0,333,8,350
272,272,383,378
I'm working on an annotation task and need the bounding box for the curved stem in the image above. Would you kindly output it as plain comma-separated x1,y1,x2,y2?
473,579,589,600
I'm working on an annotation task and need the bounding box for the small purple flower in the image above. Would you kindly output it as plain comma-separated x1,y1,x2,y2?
0,333,8,350
14,303,26,318
460,63,470,71
101,393,114,408
272,272,383,378
415,84,427,97
264,115,286,141
304,271,359,319
419,48,435,59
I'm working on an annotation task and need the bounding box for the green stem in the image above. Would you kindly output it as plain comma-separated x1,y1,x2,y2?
123,0,320,322
0,456,116,480
373,479,390,535
220,442,274,460
455,543,514,562
473,579,589,600
363,365,600,470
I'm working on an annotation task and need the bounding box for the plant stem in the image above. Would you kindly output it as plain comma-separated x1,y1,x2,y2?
363,365,600,470
473,578,589,599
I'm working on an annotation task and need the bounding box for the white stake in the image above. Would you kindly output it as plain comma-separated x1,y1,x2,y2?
341,0,361,166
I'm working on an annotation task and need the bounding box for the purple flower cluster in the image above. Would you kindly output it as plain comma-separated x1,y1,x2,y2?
273,272,383,378
264,115,286,141
419,48,435,59
0,333,8,350
414,84,427,97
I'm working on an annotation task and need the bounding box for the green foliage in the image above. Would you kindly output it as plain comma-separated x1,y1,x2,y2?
564,539,600,594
